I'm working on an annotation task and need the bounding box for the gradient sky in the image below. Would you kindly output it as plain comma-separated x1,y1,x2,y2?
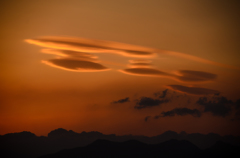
1,0,240,136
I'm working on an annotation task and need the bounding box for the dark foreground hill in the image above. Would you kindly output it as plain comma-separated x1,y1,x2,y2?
0,128,240,158
39,139,239,158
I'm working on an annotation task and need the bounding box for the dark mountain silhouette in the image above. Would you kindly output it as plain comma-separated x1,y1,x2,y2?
39,139,201,158
0,128,239,158
39,139,240,158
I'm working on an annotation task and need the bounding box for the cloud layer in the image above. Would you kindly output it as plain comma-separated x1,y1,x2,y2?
154,108,202,118
120,67,218,84
112,97,130,104
196,96,233,117
175,70,217,82
120,68,173,77
41,49,98,60
42,58,109,72
135,97,169,109
25,37,156,58
168,85,220,95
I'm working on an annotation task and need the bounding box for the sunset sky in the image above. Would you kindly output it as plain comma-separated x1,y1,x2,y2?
1,0,240,136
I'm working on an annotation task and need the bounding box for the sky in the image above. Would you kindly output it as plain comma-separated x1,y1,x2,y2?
1,0,240,136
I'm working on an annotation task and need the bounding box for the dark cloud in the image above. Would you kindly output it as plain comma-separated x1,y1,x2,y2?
235,99,240,110
154,108,202,118
42,58,109,72
196,96,233,117
144,116,151,122
176,70,217,82
120,68,172,77
168,85,219,95
135,97,168,109
159,89,168,98
231,99,240,120
233,99,240,117
112,97,130,104
154,89,168,98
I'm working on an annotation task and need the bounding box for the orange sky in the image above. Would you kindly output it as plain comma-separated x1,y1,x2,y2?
1,0,240,136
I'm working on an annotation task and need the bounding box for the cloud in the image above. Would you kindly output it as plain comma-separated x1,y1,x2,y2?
42,58,110,72
112,97,130,104
175,70,217,82
162,50,240,70
135,97,168,109
168,85,220,95
25,37,156,58
26,36,239,69
129,59,152,63
119,68,173,77
144,116,151,122
235,99,240,110
123,50,154,56
196,96,233,117
231,99,240,120
154,89,168,99
159,89,168,98
120,68,217,83
128,63,152,68
154,108,202,118
41,49,98,60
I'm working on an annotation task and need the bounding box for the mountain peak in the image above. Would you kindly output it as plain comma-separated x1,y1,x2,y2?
48,128,76,137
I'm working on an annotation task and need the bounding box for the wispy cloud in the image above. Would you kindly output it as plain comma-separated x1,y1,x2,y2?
175,70,217,82
197,96,233,117
119,67,173,77
26,36,239,74
168,85,220,95
144,116,151,122
135,97,169,109
128,59,152,63
154,108,202,118
25,36,238,78
120,67,217,84
25,36,156,58
41,49,98,60
112,97,130,104
161,50,240,70
154,89,168,98
42,58,110,72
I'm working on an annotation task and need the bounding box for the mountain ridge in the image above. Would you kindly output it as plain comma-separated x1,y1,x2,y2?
1,128,240,158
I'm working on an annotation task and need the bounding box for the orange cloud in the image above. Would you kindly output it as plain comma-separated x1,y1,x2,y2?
42,58,110,72
25,36,239,69
41,49,98,61
25,37,156,58
128,59,152,63
161,50,240,70
128,63,152,68
167,85,220,95
175,70,217,82
119,67,174,78
119,67,217,83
